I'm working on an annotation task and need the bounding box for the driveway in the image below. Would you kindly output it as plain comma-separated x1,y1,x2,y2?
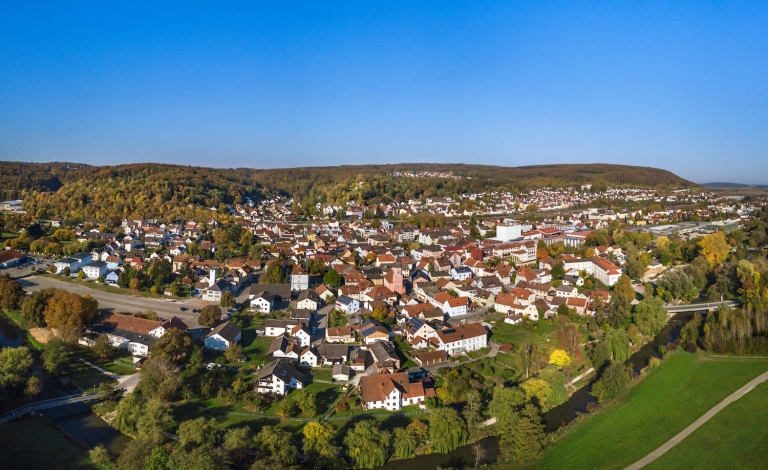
311,304,332,345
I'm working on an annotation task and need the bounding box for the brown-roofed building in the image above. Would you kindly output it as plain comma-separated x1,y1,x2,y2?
434,323,488,356
414,350,448,366
359,372,426,411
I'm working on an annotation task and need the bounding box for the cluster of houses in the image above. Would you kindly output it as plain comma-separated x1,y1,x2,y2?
80,311,242,358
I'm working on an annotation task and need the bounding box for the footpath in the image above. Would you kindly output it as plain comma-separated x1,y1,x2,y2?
624,369,768,470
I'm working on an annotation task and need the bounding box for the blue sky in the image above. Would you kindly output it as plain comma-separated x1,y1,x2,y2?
1,1,767,183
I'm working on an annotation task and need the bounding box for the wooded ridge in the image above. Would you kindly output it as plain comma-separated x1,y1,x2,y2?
0,162,696,220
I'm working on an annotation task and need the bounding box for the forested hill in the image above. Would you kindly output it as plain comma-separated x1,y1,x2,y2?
1,162,696,220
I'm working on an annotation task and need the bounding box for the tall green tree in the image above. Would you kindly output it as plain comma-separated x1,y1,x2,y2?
302,421,340,469
500,404,546,463
323,269,342,289
344,419,392,468
633,297,668,336
256,425,297,466
42,337,72,375
429,407,468,453
393,427,418,459
591,361,631,403
607,328,632,363
0,346,33,389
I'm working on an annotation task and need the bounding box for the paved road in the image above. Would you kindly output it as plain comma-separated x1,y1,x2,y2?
18,275,206,327
623,368,768,470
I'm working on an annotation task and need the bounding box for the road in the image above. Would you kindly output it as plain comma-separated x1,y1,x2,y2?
624,368,768,470
17,275,206,327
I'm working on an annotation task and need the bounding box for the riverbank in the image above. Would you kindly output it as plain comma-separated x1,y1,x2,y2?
0,416,95,470
533,352,768,470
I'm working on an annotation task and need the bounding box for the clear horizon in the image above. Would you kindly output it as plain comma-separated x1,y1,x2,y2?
2,2,767,184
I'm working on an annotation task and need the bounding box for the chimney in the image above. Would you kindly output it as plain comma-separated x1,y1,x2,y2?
209,269,216,287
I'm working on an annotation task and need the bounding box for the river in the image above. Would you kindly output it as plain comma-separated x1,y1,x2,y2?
0,311,130,455
383,313,692,469
42,403,131,456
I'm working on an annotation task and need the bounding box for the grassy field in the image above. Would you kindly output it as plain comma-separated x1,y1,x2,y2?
489,318,555,351
311,367,334,381
67,358,118,392
644,379,768,470
38,273,166,299
533,353,768,470
77,347,137,376
0,417,95,470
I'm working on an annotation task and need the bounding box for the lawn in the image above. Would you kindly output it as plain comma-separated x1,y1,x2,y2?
38,273,166,299
330,403,424,420
77,347,137,376
311,367,334,381
644,380,768,470
67,358,118,392
240,325,274,366
182,381,342,421
0,417,95,470
489,318,555,352
533,353,768,470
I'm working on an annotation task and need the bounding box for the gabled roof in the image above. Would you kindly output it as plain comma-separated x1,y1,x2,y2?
359,372,424,403
256,360,308,385
435,323,488,344
207,321,242,343
93,312,163,335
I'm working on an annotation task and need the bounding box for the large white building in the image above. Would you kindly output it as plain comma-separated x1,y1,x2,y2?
495,224,522,241
254,360,308,395
434,323,488,356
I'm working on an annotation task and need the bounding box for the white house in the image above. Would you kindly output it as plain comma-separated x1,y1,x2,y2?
359,372,426,411
299,347,319,368
336,295,360,315
250,291,274,313
290,265,310,292
204,321,242,351
55,252,92,274
450,266,473,281
254,360,308,395
82,261,108,279
441,296,469,317
296,289,321,311
434,323,488,356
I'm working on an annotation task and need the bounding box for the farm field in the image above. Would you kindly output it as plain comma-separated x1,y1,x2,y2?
533,353,768,470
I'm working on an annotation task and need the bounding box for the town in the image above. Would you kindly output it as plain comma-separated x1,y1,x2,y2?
1,176,766,469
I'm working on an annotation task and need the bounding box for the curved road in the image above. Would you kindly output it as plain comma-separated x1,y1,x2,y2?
624,369,768,470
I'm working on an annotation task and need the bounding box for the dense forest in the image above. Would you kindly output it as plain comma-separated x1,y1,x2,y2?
0,162,696,220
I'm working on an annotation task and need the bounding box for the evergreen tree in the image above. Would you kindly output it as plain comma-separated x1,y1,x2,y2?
500,404,546,463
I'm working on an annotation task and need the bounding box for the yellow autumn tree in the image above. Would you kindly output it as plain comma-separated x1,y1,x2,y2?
549,349,572,368
698,232,729,267
655,235,670,249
